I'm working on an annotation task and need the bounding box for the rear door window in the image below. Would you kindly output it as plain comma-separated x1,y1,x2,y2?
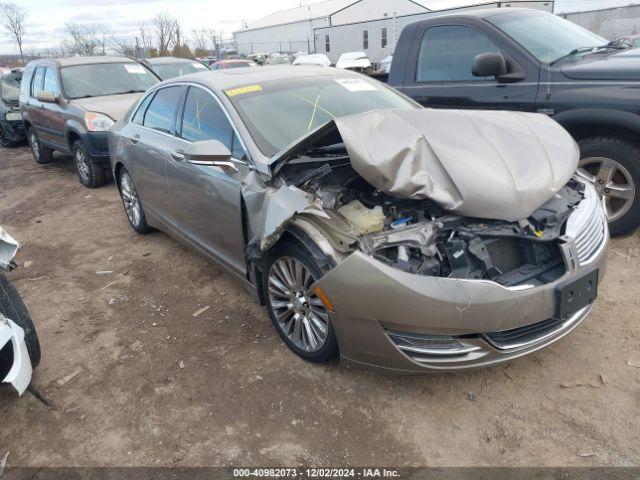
416,25,500,82
142,86,183,134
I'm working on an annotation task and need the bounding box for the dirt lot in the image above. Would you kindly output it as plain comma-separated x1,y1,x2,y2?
0,145,639,467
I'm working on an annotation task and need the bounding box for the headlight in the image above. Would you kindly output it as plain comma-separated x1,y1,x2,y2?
84,112,115,132
5,111,21,121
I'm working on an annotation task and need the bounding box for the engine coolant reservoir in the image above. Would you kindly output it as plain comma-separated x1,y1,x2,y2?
337,200,386,234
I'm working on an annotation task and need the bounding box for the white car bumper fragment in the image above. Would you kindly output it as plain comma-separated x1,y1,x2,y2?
0,314,32,395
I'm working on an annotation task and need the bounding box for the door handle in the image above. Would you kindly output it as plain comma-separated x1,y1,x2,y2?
170,150,185,162
211,160,239,174
130,134,140,144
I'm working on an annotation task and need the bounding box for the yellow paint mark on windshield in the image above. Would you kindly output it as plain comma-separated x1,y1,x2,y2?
306,94,321,132
226,85,263,96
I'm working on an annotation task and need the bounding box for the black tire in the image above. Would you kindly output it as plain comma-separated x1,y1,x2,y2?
117,167,153,234
579,136,640,236
0,273,40,368
27,127,53,164
73,140,106,188
0,125,18,148
262,239,339,363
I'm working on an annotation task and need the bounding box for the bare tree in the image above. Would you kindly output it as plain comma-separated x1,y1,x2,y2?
65,23,100,56
0,2,27,64
153,13,177,56
206,29,220,59
111,37,135,56
192,28,208,56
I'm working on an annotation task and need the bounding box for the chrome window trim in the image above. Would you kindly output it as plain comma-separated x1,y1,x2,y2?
127,82,251,166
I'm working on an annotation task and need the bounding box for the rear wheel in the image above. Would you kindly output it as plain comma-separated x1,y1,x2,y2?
0,273,40,368
578,137,640,236
118,167,152,234
0,125,17,148
263,240,338,363
27,128,53,164
73,140,106,188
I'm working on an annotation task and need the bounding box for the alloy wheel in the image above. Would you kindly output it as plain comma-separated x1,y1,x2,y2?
120,171,142,227
75,148,90,182
29,131,40,161
578,156,636,222
267,256,329,353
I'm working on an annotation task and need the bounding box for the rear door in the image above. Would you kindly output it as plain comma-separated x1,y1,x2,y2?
127,85,186,221
163,85,248,273
399,22,539,111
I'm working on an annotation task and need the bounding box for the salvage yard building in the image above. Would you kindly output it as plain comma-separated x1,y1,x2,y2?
233,0,555,64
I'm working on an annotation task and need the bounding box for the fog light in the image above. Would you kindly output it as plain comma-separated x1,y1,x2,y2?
387,331,480,356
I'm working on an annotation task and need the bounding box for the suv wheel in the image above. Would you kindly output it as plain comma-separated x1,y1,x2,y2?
27,128,53,164
73,140,105,188
118,167,152,233
578,136,640,236
263,240,338,363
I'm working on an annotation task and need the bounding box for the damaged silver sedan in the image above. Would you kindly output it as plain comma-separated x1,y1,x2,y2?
109,67,608,372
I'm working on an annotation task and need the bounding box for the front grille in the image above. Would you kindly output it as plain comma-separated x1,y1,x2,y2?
483,318,562,350
574,204,606,264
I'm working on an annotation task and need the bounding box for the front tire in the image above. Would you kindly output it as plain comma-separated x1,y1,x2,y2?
263,240,338,363
73,140,106,188
0,273,40,368
578,136,640,236
27,128,53,164
118,167,152,234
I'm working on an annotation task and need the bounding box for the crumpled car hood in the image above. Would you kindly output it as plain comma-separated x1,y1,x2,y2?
274,108,579,222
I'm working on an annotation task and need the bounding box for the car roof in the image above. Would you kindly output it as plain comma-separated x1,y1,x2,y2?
144,56,196,65
215,59,252,64
28,55,137,68
163,65,364,91
421,6,545,20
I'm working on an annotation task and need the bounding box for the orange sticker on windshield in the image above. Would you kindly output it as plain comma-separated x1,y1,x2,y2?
226,85,263,96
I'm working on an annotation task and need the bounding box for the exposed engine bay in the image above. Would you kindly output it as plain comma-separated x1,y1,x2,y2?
276,142,584,288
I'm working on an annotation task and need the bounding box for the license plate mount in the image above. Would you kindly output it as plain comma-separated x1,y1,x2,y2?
555,269,598,320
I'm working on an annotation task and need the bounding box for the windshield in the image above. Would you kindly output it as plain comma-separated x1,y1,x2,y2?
487,10,607,64
226,76,417,157
151,61,208,80
60,63,158,99
1,72,21,104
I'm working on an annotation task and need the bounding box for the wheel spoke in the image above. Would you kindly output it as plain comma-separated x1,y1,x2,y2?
607,183,633,200
576,167,596,184
302,317,318,350
269,276,291,297
596,161,616,185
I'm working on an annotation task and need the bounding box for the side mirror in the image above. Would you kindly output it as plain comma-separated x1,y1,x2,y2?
472,52,508,78
37,90,58,103
185,139,238,174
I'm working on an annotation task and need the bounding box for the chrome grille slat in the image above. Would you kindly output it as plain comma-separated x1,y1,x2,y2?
567,182,607,265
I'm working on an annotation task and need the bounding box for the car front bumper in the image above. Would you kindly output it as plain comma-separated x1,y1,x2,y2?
0,119,26,143
315,183,609,372
0,314,32,395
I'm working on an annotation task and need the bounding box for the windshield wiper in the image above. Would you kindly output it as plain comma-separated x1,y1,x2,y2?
550,44,623,66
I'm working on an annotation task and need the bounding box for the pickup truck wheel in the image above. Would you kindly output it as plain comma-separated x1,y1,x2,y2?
578,136,640,236
118,167,152,234
0,273,41,368
73,140,105,188
263,240,338,363
27,128,53,164
0,125,17,148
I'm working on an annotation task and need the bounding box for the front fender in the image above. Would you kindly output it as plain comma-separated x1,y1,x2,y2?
554,108,640,135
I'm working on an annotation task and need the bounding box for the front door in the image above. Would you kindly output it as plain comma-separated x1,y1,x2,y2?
398,24,539,112
164,85,247,274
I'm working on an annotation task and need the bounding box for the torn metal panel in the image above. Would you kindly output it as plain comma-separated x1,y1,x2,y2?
330,108,578,222
241,171,329,253
0,227,19,272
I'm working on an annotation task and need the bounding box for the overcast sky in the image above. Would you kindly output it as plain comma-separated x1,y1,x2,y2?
0,0,634,55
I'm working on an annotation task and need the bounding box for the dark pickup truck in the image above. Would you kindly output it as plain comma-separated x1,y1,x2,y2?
388,7,640,235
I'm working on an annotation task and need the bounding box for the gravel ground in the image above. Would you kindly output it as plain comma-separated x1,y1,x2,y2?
0,146,639,467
